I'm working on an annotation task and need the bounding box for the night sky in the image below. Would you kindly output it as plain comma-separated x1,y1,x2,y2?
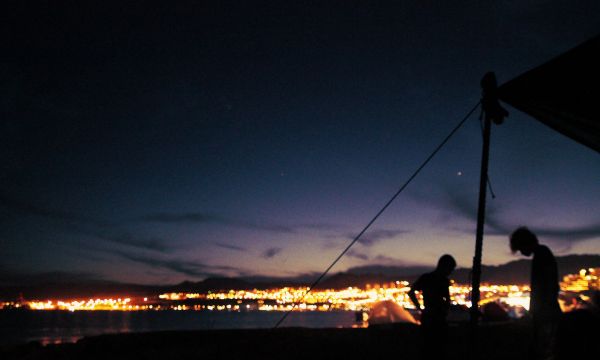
2,1,599,285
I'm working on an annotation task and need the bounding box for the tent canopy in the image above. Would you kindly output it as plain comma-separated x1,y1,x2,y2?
498,35,600,153
368,300,418,325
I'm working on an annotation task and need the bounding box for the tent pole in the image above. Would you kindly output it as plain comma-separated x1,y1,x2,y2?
471,115,490,321
469,71,507,358
470,114,491,354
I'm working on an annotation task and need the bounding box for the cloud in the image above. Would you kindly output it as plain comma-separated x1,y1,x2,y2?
346,262,432,276
142,212,295,233
296,223,342,231
531,224,600,243
0,192,171,252
0,268,103,286
346,249,369,261
319,228,409,253
427,186,600,245
111,250,241,278
60,222,174,253
407,184,514,237
262,247,283,259
141,212,223,223
90,230,171,252
348,229,409,247
0,191,106,226
214,242,247,251
439,187,508,232
371,254,415,266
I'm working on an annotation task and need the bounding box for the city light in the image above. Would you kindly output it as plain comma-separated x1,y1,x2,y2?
1,268,597,315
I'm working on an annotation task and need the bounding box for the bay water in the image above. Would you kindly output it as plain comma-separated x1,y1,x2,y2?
0,310,359,346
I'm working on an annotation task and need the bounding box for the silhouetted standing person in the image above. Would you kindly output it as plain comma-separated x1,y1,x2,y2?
510,227,561,360
408,254,456,359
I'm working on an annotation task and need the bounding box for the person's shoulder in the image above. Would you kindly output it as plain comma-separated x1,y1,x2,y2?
536,244,553,254
534,244,556,259
422,271,436,280
414,271,433,284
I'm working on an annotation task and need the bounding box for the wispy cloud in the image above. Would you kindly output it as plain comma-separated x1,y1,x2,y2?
111,250,241,278
0,268,103,286
347,229,409,247
141,212,295,233
90,230,171,252
0,192,106,226
438,187,508,233
347,249,369,261
262,247,283,259
296,223,343,231
214,242,247,251
371,254,413,265
429,186,600,244
0,192,171,253
531,224,600,243
141,213,223,223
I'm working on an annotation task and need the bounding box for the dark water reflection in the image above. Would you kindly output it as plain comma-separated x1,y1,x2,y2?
0,310,356,346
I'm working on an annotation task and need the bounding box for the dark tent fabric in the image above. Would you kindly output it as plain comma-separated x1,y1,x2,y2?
498,35,600,153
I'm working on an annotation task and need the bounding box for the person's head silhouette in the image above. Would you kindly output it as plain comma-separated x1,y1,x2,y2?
436,254,456,277
510,226,539,256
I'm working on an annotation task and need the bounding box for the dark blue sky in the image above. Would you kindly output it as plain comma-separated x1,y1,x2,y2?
2,1,599,285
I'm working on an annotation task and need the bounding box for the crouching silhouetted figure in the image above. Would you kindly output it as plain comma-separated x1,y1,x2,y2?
510,227,561,360
408,254,456,359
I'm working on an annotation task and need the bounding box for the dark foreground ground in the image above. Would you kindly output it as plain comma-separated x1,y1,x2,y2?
1,310,597,360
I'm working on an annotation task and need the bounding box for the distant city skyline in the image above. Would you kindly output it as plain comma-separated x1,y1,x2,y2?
2,1,599,285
